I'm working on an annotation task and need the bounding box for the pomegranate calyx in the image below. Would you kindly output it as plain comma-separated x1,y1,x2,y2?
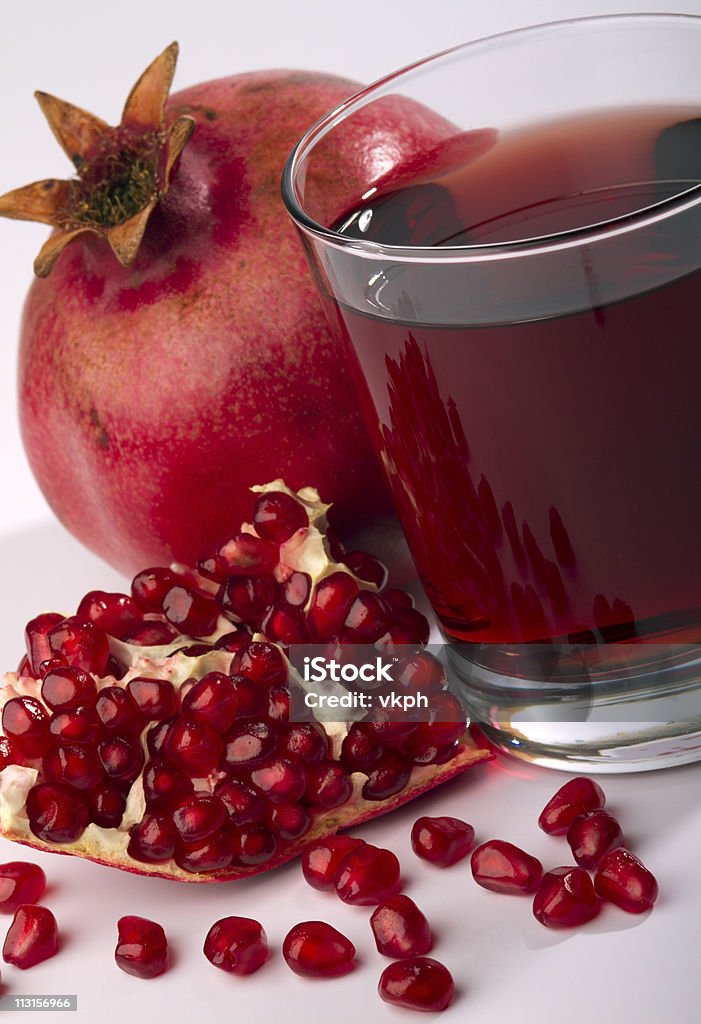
0,42,195,277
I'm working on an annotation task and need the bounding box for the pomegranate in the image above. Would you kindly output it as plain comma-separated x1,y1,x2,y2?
0,44,458,574
283,921,356,978
470,840,543,895
594,848,658,913
2,904,59,969
378,957,455,1013
115,916,169,978
370,895,433,958
203,916,269,975
532,867,600,928
0,483,489,882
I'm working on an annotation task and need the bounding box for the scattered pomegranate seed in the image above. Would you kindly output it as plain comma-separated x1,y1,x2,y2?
2,696,50,758
253,490,308,542
378,957,455,1013
204,916,269,975
3,904,59,969
126,677,177,721
24,613,64,676
370,895,433,958
48,617,110,675
411,816,475,867
75,590,142,638
283,921,356,978
538,777,606,835
181,673,238,732
471,840,543,894
41,666,97,710
533,866,600,927
217,574,276,621
172,795,227,842
594,848,658,913
301,837,367,890
198,534,278,580
344,550,388,589
162,586,219,637
0,863,46,913
115,916,169,978
26,783,89,843
567,810,624,870
128,814,177,863
308,572,359,640
335,844,401,905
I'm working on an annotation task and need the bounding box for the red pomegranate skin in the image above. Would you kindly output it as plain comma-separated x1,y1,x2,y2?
18,70,455,573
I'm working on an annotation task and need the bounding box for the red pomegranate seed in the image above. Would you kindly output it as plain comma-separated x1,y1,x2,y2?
301,837,367,891
146,717,177,758
368,719,416,746
48,617,110,675
143,759,194,810
49,707,102,745
24,613,64,676
41,666,97,710
95,687,143,735
253,490,308,542
164,718,224,776
392,608,431,645
396,652,446,693
115,916,169,978
261,602,310,644
175,831,235,873
215,779,266,826
217,574,276,622
230,674,267,719
204,916,269,975
266,801,311,841
122,621,179,646
379,957,455,1013
38,657,66,679
567,810,624,870
404,728,457,766
279,722,329,763
335,844,401,905
411,816,475,867
3,905,58,970
198,534,279,580
2,696,50,758
126,677,177,721
308,572,359,640
265,686,290,723
362,751,411,801
533,866,600,927
128,813,177,862
370,895,433,959
283,921,356,978
98,736,144,783
0,736,16,771
305,761,352,809
281,571,311,607
172,794,227,842
75,590,142,638
214,629,251,653
0,863,46,913
342,592,389,643
162,586,219,637
231,641,287,686
538,777,606,835
43,743,104,791
222,720,276,769
181,672,238,732
381,589,414,613
26,783,89,843
344,549,388,588
228,824,277,867
89,782,127,828
594,848,658,913
340,723,382,772
249,757,306,803
131,568,180,611
471,840,543,894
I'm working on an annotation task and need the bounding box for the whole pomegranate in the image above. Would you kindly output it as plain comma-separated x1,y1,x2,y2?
0,44,454,573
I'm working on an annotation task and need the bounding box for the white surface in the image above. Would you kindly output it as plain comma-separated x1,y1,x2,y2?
0,1,700,1022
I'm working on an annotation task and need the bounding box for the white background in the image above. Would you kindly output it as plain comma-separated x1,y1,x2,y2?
0,1,700,1021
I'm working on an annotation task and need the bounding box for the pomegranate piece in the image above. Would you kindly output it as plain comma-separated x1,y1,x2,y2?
204,916,269,975
49,706,102,745
43,743,105,791
567,810,624,870
253,490,308,542
301,837,367,891
344,550,388,589
24,613,64,676
305,761,352,810
126,677,177,721
48,617,110,675
217,574,276,622
3,904,59,969
162,586,219,637
533,866,600,927
362,751,411,801
471,840,543,894
267,802,311,841
228,824,277,867
115,916,169,978
594,848,658,913
222,720,276,770
538,777,606,835
131,568,180,611
143,759,194,810
249,758,306,803
41,666,97,710
335,844,401,905
95,687,143,735
25,783,89,843
199,534,279,580
370,895,433,958
0,863,46,913
378,957,455,1013
181,673,238,732
231,641,287,686
75,590,142,638
283,921,356,978
308,572,359,640
163,718,224,776
128,814,177,863
172,794,227,842
98,736,145,782
411,816,475,867
2,696,50,758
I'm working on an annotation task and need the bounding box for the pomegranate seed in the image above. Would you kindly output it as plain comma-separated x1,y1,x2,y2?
146,717,177,758
343,592,389,643
49,707,102,745
215,779,266,826
89,782,127,828
177,643,214,657
249,757,306,803
172,794,227,842
411,816,475,867
122,621,179,646
3,905,58,970
283,921,356,978
391,608,431,645
217,574,276,622
143,759,194,810
368,719,416,746
471,840,543,894
38,657,66,679
308,572,359,640
98,736,144,782
204,916,269,975
301,837,367,891
164,718,224,776
2,696,50,758
26,783,89,843
41,666,97,710
214,629,251,653
261,602,310,644
231,642,287,686
230,674,267,719
403,728,456,766
128,814,177,862
24,613,64,676
162,586,219,637
305,761,352,809
362,750,411,801
340,723,382,772
131,568,180,611
279,722,329,763
0,863,46,913
228,824,277,867
344,549,388,588
538,777,606,835
48,617,110,674
281,571,311,607
198,534,279,580
567,810,624,870
396,652,446,693
594,848,658,913
181,672,238,732
126,677,177,720
370,895,433,958
222,720,276,769
265,686,290,723
115,916,169,978
266,801,311,841
533,866,600,927
175,830,235,873
335,844,401,905
75,590,142,638
253,490,308,542
378,957,455,1013
381,589,414,613
95,687,143,735
43,743,104,791
0,736,16,772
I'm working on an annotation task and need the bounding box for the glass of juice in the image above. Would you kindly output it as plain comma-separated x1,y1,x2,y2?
282,14,701,770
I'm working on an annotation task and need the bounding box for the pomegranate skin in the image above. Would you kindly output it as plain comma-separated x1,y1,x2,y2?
17,69,455,574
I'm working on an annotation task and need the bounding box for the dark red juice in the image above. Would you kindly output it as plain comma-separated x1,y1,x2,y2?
328,107,701,645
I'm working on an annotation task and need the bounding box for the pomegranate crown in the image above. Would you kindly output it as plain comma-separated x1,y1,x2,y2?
0,43,195,277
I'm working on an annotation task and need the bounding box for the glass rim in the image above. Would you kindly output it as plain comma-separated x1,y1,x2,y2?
281,12,701,265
